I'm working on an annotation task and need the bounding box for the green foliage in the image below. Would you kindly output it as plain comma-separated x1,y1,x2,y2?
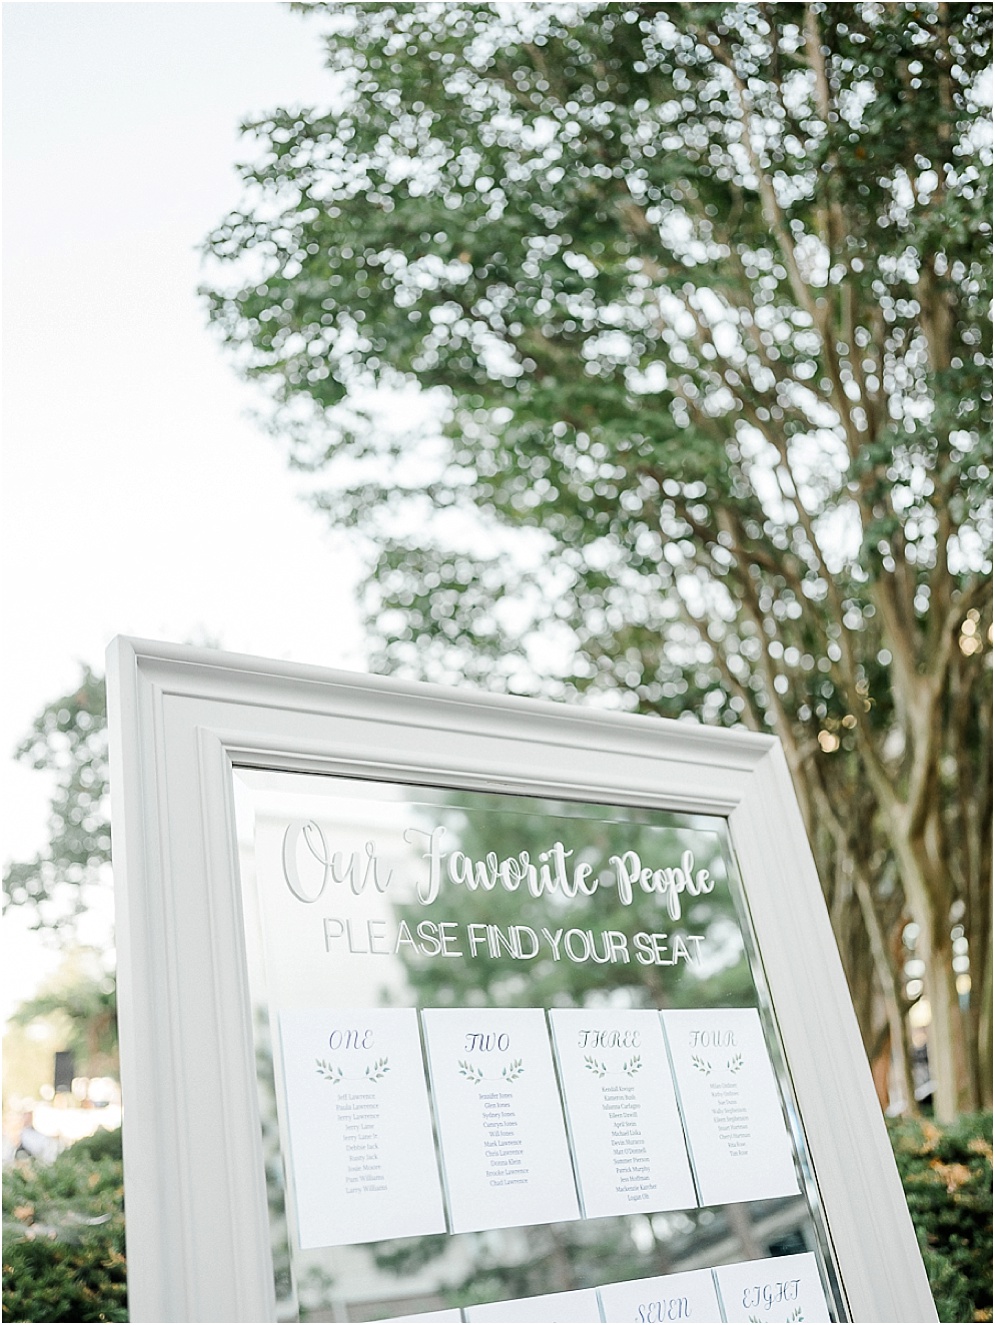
887,1111,993,1323
2,1133,127,1323
9,962,118,1081
65,1127,123,1165
202,0,993,1115
1,1238,127,1325
3,665,110,934
3,1138,124,1228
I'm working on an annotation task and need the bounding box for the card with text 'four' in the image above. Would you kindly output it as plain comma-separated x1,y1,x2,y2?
661,1007,800,1208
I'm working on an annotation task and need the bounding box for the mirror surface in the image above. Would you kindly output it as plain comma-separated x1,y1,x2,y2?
232,768,846,1323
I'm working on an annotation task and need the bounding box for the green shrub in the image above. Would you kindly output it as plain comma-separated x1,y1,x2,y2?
888,1111,993,1324
2,1237,127,1324
2,1131,126,1323
64,1127,123,1165
3,1118,992,1322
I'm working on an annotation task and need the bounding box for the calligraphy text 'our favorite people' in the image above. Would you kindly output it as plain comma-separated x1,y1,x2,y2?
282,822,714,918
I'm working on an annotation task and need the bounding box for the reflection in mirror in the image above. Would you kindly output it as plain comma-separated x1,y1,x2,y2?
232,769,847,1323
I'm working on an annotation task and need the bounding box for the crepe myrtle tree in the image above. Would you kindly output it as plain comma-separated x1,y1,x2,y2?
202,2,992,1118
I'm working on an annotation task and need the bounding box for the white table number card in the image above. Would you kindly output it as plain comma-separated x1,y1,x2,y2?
548,1008,697,1218
598,1268,723,1323
421,1007,581,1234
278,1008,446,1249
465,1288,602,1322
714,1253,832,1323
660,1007,799,1207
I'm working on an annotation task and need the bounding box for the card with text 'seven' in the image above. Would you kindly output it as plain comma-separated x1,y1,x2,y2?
660,1007,799,1207
278,1008,445,1249
549,1007,696,1218
598,1268,723,1323
713,1252,832,1323
421,1007,580,1234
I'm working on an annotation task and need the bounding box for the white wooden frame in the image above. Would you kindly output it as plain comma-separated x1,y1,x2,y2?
106,636,935,1323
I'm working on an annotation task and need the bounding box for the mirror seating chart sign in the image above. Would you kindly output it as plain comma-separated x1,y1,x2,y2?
106,640,936,1324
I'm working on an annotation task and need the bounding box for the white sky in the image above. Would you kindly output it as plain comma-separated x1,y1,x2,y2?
2,2,371,1015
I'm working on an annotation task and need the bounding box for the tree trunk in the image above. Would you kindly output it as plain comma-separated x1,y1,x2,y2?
922,924,965,1121
978,945,993,1109
851,866,917,1112
869,780,966,1119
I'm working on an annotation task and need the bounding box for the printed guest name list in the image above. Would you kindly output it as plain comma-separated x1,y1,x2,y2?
422,1007,580,1234
278,1008,445,1249
661,1007,799,1207
549,1008,696,1218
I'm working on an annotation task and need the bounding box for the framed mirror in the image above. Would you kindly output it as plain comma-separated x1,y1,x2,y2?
107,638,934,1322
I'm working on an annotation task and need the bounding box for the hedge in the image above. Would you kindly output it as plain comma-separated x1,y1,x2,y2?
3,1116,992,1322
2,1131,126,1323
887,1110,993,1323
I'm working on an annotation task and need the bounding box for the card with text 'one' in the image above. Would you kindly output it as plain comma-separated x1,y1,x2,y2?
279,1007,445,1249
